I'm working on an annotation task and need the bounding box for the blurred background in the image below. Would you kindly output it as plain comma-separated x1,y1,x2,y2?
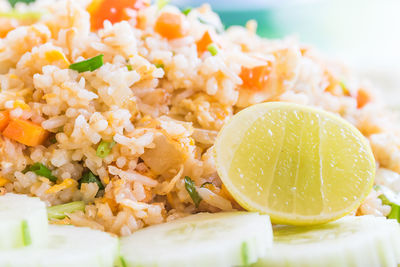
173,0,400,110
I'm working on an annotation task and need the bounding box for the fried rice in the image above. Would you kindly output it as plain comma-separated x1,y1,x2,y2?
0,0,398,236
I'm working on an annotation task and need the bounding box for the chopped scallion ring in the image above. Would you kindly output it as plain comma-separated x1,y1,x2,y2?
79,171,104,190
7,0,36,8
182,7,192,16
378,193,400,223
25,163,57,182
207,43,218,56
69,54,104,73
155,63,164,69
184,176,202,207
47,201,86,220
96,140,116,158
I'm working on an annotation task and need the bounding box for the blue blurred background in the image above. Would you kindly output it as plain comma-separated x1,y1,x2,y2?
173,0,400,109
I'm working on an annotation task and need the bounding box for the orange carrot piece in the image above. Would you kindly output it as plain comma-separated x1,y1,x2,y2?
356,88,371,108
0,111,10,132
239,64,272,90
88,0,149,31
196,31,214,54
154,12,187,40
3,119,49,146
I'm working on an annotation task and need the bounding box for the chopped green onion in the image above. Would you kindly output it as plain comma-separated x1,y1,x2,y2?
96,140,116,158
25,163,57,182
79,171,104,190
156,0,169,10
7,0,35,8
47,201,85,220
126,64,133,71
21,220,31,246
0,11,41,19
184,176,202,208
207,43,218,56
155,63,164,69
388,205,400,221
182,7,192,16
49,136,57,144
69,54,104,73
378,191,400,223
200,182,213,188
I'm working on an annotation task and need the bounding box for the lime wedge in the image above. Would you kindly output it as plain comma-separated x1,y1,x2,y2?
214,102,375,225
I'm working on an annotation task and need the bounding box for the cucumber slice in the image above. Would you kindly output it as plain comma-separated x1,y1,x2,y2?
120,212,273,267
0,225,119,267
254,216,400,267
0,193,48,249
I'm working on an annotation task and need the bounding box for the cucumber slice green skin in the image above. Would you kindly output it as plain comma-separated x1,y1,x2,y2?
254,216,400,267
120,212,273,267
0,194,48,249
0,225,119,267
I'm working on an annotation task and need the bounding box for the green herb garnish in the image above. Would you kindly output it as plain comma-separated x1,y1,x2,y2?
96,140,116,158
182,7,192,16
49,136,57,144
126,64,133,71
156,0,169,10
7,0,35,8
155,63,164,69
47,201,85,220
389,205,400,221
25,163,57,182
21,220,31,246
69,54,104,73
207,43,218,56
378,192,400,223
79,171,104,190
184,176,202,207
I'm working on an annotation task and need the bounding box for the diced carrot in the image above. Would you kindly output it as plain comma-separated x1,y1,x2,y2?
356,88,371,108
239,63,272,90
2,119,49,146
136,12,147,30
88,0,149,31
154,12,187,40
196,31,215,54
0,111,10,132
